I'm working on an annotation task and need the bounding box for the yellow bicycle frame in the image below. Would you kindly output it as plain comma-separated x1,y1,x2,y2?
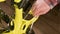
0,0,38,34
0,0,5,2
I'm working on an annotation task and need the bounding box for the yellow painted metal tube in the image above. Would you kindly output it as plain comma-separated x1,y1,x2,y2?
14,0,21,3
0,0,5,2
3,4,38,34
3,5,23,34
2,0,39,34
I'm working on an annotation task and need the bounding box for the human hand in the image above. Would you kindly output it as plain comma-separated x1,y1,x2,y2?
32,0,51,16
